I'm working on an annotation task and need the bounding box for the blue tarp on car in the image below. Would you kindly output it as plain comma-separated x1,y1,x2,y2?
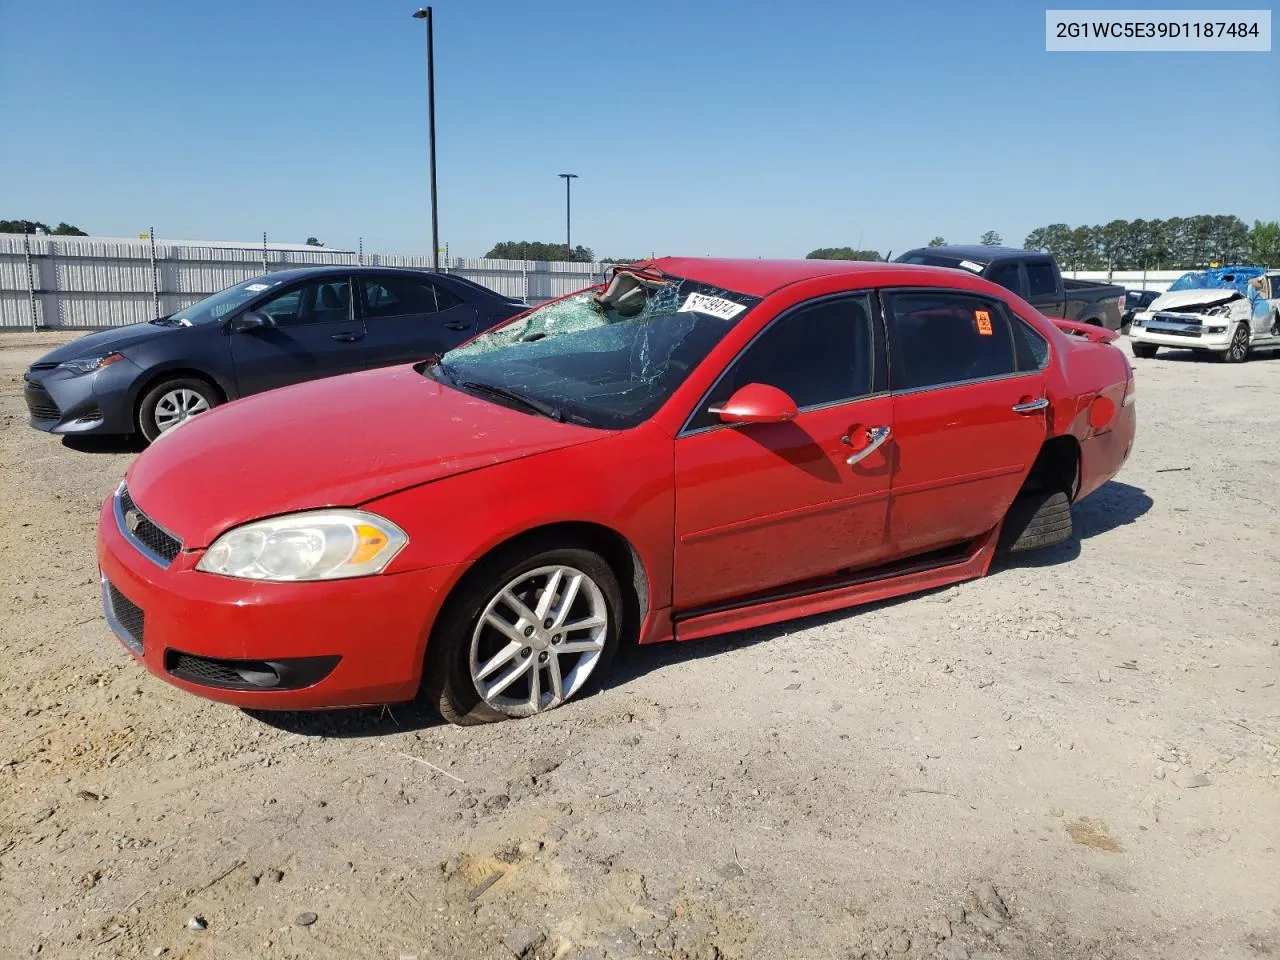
1167,266,1270,321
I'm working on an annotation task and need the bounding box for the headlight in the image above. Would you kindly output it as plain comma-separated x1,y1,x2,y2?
59,352,125,376
196,510,408,581
1131,318,1145,328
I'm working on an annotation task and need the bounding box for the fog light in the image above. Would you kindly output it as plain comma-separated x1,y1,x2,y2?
1206,325,1226,334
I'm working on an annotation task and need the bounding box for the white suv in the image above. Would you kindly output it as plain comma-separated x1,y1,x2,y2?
1129,267,1280,362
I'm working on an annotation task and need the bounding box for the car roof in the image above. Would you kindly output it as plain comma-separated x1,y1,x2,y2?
258,265,447,282
644,256,966,297
897,245,1045,264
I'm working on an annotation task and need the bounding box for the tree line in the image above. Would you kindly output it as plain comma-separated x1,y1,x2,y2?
1024,216,1280,270
805,232,1005,262
1,219,88,236
484,240,601,263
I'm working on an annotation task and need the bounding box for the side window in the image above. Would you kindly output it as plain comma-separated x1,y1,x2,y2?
1010,317,1050,370
362,276,455,317
434,284,465,310
689,295,875,430
257,278,351,326
1025,260,1058,298
885,292,1018,391
986,262,1023,295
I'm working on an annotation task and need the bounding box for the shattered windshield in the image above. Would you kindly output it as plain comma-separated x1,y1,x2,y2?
431,270,760,429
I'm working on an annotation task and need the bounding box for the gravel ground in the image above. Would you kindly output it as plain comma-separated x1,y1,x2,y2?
2,333,1278,960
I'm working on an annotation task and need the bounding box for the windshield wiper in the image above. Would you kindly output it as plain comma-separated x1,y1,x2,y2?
458,380,564,422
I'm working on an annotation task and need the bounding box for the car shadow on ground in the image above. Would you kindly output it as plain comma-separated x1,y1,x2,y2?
61,434,146,454
1146,347,1280,363
247,480,1153,737
245,700,444,738
608,479,1153,690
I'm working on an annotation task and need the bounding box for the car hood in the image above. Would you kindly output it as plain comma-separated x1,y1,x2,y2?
1146,289,1240,313
32,321,183,365
124,365,607,548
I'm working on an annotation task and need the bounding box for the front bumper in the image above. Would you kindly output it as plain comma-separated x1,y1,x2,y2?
1128,315,1231,351
24,359,143,435
96,494,461,709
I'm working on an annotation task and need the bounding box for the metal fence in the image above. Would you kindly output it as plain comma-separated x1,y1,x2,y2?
0,233,614,330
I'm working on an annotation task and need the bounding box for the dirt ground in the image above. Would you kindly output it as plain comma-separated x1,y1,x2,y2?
1,332,1277,960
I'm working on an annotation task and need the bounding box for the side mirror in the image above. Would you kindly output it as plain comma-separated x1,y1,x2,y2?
231,311,274,333
711,383,799,426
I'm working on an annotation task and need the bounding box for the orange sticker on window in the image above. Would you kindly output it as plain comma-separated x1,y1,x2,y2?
975,310,993,335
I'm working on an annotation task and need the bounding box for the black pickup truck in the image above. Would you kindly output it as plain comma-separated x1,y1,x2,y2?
895,246,1127,331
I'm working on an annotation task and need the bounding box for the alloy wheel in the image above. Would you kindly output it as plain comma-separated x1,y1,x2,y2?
153,388,211,432
1228,324,1249,362
469,564,608,715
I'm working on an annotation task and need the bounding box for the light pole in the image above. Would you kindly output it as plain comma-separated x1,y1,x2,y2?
412,7,440,271
559,173,578,262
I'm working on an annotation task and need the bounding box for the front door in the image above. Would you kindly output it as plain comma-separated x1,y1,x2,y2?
228,275,366,395
882,290,1049,555
673,293,893,612
358,273,480,367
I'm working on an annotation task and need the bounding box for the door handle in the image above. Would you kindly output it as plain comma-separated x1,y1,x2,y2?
845,425,891,466
330,332,364,343
442,321,471,331
1012,397,1049,414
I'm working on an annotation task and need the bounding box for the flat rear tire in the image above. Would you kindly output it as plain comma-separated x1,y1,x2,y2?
998,490,1073,554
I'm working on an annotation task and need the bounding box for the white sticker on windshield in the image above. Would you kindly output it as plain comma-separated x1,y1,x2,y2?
680,293,746,320
245,283,269,292
958,260,984,273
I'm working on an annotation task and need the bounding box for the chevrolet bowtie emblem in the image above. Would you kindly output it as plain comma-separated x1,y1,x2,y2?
124,509,142,533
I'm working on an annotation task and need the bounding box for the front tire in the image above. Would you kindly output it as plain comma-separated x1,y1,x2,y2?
425,545,623,725
1131,341,1159,359
1222,322,1250,363
138,377,219,442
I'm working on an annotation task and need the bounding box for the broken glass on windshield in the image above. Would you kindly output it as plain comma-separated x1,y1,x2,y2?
434,270,760,429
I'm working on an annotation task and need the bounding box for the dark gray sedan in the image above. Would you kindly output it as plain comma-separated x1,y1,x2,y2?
23,266,527,442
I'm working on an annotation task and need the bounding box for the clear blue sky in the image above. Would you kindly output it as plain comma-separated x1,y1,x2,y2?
1,0,1276,259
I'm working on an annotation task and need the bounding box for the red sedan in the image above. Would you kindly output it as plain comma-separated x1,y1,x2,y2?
97,258,1135,724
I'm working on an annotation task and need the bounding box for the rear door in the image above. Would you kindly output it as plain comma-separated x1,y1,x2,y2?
883,290,1049,555
673,293,894,611
358,273,480,368
228,275,366,395
1024,258,1065,317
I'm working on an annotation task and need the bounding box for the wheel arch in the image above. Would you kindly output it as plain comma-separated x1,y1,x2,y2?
1022,435,1081,501
437,520,650,649
131,367,229,430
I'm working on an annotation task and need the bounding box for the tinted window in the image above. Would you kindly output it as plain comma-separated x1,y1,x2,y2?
435,284,464,309
690,295,874,430
362,276,456,317
1025,260,1058,298
986,262,1023,294
258,278,351,326
886,292,1017,390
1011,318,1050,370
